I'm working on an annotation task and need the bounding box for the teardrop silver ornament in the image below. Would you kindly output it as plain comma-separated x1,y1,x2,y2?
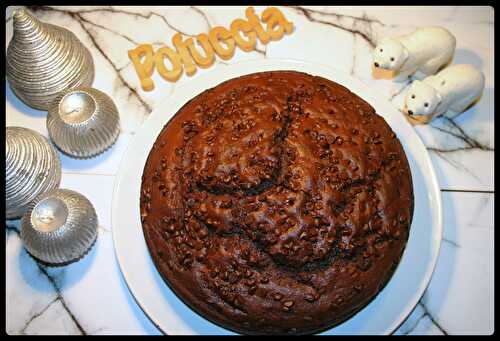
6,8,95,111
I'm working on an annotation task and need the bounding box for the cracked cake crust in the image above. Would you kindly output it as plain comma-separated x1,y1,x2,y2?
140,71,414,334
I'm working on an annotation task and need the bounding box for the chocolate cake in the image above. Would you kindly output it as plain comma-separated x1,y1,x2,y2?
140,71,414,334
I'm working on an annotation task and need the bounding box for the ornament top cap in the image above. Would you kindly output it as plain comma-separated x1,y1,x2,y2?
12,8,43,37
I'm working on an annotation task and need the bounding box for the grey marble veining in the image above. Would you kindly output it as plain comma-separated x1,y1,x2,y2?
6,223,86,335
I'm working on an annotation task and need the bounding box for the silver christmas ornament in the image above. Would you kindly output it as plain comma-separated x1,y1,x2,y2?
6,127,62,220
47,87,121,158
21,188,98,265
6,8,95,111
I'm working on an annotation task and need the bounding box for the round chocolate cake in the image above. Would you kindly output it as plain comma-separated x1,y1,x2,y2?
140,71,414,334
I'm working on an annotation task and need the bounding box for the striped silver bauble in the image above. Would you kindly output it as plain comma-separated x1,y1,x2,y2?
6,127,62,220
20,188,98,265
6,8,95,111
47,87,121,158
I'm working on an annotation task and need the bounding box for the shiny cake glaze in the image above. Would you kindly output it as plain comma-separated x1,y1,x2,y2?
140,71,414,334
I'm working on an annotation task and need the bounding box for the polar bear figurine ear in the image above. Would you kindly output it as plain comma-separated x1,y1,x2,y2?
432,89,443,114
401,45,409,64
435,90,442,106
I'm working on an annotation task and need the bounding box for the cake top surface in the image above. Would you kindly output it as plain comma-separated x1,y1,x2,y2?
140,71,413,334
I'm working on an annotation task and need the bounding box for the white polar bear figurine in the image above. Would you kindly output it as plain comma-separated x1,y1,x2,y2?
404,64,485,123
373,27,456,82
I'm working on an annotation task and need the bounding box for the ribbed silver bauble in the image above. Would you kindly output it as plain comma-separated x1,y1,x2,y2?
6,127,62,220
47,87,121,158
20,188,98,265
6,8,95,111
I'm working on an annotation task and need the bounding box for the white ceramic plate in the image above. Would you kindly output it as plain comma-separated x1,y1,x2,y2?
112,59,442,335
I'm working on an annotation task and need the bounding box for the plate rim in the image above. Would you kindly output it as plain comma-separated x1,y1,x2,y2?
111,58,443,335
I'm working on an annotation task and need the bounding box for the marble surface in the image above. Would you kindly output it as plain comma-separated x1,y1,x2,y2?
5,6,494,335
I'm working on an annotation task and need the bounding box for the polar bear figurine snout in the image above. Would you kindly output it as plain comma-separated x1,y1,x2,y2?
373,27,456,82
404,64,485,123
